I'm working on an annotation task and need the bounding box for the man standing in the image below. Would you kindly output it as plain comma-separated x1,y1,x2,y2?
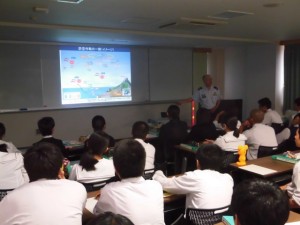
193,74,221,114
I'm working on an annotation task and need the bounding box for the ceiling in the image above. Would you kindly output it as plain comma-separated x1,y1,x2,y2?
0,0,299,47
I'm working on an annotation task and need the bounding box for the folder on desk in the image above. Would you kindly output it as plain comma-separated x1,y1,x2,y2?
222,215,235,225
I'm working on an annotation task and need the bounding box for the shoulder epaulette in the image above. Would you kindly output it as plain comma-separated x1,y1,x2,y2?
198,87,203,90
213,86,218,90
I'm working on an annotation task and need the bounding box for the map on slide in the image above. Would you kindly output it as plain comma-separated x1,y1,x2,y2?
59,46,132,105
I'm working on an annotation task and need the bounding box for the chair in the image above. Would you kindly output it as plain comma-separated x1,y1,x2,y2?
0,189,13,201
186,206,230,225
80,179,109,192
257,146,278,158
143,168,155,180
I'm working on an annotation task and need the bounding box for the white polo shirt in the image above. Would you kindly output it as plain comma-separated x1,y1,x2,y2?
135,138,155,170
193,86,221,110
262,109,283,126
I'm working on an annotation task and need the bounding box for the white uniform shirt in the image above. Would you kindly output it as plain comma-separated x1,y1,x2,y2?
0,179,87,225
153,170,233,210
214,131,247,152
0,140,20,153
243,123,278,160
93,177,165,225
135,138,155,170
193,86,221,110
287,162,300,206
0,152,29,189
262,109,283,126
69,158,115,183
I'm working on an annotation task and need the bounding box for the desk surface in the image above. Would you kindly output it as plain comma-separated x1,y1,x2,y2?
230,156,294,178
215,211,300,225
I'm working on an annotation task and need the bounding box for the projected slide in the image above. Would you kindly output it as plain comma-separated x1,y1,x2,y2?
59,46,131,105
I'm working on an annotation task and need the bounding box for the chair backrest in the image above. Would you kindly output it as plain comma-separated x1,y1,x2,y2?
143,168,155,180
186,206,230,225
80,179,109,192
257,146,278,158
0,189,13,201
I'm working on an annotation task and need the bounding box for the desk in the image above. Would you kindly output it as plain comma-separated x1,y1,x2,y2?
230,156,294,185
215,211,300,225
63,140,85,161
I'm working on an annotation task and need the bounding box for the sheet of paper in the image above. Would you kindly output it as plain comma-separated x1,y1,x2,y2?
85,197,98,213
285,222,300,225
239,164,277,175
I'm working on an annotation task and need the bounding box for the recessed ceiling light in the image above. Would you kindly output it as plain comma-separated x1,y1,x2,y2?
263,2,282,8
56,0,84,4
210,10,253,20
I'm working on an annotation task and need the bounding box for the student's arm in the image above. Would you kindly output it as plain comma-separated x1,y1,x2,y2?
153,170,200,194
211,99,221,113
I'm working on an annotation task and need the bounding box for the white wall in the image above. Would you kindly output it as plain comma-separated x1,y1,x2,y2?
1,103,191,147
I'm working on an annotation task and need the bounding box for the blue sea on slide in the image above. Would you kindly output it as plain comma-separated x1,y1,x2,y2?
62,87,112,98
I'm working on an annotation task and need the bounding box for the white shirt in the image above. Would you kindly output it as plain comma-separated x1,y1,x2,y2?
153,170,233,210
243,123,278,160
93,176,165,225
0,179,87,225
262,109,283,126
0,152,29,189
0,140,20,153
287,162,300,206
135,138,155,170
214,131,247,152
193,86,221,110
69,158,115,183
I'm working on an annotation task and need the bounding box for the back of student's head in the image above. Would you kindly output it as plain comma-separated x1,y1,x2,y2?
231,179,289,225
87,212,134,225
113,139,146,179
92,115,106,132
38,116,55,136
295,97,300,107
196,144,223,171
167,105,180,120
0,122,5,139
132,121,149,139
196,108,212,125
258,97,272,109
80,132,109,171
223,115,240,138
250,109,264,124
24,142,63,182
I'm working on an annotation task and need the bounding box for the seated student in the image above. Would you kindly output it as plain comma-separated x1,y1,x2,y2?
0,144,29,190
87,212,134,225
186,108,218,143
213,115,247,152
91,115,115,147
0,142,87,225
0,122,20,153
159,105,188,162
232,179,289,225
240,109,277,160
132,121,155,171
34,116,67,157
69,132,115,183
93,139,165,225
283,128,300,208
258,97,283,128
153,144,233,211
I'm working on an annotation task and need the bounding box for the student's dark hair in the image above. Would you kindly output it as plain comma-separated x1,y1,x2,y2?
231,179,289,225
80,132,109,171
92,115,106,132
38,116,55,136
113,139,146,179
0,122,5,139
24,142,63,182
223,115,240,138
295,97,300,107
87,212,134,225
167,105,180,120
196,144,223,171
132,121,149,139
258,97,272,109
196,108,211,125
